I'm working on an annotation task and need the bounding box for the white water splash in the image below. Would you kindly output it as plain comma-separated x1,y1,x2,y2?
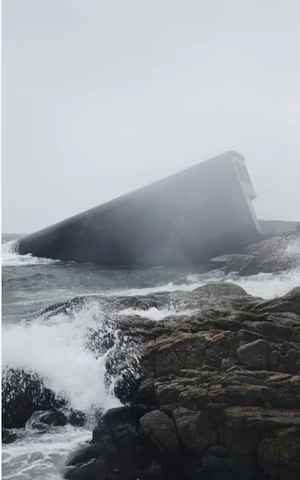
118,306,196,321
226,268,300,299
3,254,300,480
2,303,121,413
2,426,91,480
187,266,300,300
110,281,207,297
2,240,59,267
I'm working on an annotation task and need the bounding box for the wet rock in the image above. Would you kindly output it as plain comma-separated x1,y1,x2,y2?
135,460,163,480
92,423,111,443
219,406,300,477
64,283,300,480
237,339,269,370
258,427,300,480
2,368,66,428
225,254,257,276
200,456,233,480
225,230,300,276
42,296,89,318
26,409,68,430
67,437,117,466
65,406,164,480
140,410,179,454
85,328,117,357
251,287,300,316
2,428,19,444
193,282,248,297
68,409,87,427
101,404,155,428
172,407,217,452
64,456,107,480
109,359,142,404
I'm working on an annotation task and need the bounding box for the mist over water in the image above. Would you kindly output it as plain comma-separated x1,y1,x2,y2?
2,237,300,479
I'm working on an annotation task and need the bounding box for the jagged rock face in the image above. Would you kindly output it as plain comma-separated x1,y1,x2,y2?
64,286,300,480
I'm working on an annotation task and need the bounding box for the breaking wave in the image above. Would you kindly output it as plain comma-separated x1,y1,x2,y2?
2,302,121,413
2,240,59,267
187,267,300,300
2,241,300,479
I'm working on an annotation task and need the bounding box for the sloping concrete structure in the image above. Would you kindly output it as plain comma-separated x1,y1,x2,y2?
18,151,262,265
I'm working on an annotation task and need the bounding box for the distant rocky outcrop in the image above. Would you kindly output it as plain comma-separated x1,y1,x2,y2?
63,285,300,480
225,229,300,276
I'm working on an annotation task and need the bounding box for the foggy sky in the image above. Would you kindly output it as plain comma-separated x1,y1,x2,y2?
3,0,300,233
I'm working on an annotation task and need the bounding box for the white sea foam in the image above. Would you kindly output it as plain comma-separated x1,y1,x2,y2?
2,303,121,413
224,268,300,299
2,240,59,267
110,281,205,297
118,306,196,321
187,267,300,300
3,265,299,419
2,426,91,480
3,257,300,480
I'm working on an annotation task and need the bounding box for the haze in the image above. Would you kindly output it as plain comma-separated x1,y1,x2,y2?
3,0,300,234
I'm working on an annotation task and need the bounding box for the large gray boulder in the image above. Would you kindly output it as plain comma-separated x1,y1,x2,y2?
140,410,179,454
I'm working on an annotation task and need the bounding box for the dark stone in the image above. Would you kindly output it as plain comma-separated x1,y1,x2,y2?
252,287,300,316
2,428,19,444
65,419,162,480
101,405,155,429
29,409,68,428
224,254,257,276
130,459,163,480
112,367,142,404
66,439,117,467
2,368,66,428
172,407,217,453
113,423,143,455
237,340,269,370
194,282,248,297
140,410,179,454
68,410,87,427
92,423,111,443
42,296,87,318
64,456,107,480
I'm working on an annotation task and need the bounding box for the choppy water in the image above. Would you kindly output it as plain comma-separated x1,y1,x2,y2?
2,235,300,479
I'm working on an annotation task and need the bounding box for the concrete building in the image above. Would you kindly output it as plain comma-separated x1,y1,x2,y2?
18,151,263,265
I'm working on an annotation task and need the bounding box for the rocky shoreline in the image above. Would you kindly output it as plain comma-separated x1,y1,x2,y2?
2,229,300,480
61,283,300,480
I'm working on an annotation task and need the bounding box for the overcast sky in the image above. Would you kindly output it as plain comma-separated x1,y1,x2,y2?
3,0,300,233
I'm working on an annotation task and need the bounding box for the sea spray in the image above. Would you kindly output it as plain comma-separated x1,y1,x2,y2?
2,303,121,413
2,235,300,479
2,240,60,267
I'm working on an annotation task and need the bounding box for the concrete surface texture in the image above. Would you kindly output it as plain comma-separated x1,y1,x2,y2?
18,151,268,265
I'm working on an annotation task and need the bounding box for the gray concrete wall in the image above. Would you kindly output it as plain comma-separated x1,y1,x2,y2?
18,151,262,265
